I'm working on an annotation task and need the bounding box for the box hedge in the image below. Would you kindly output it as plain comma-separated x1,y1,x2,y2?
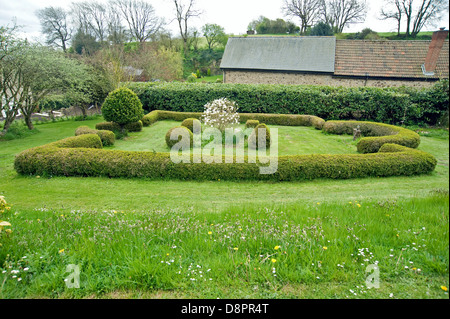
142,110,325,129
127,80,449,126
75,126,115,146
323,121,420,153
15,136,436,181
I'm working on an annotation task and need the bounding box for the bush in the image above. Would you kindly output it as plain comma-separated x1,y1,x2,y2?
248,123,271,149
181,118,202,133
245,120,260,128
95,122,122,131
14,136,437,181
127,81,448,126
101,87,144,126
124,120,143,132
323,121,420,153
75,126,115,146
165,126,193,148
141,110,325,130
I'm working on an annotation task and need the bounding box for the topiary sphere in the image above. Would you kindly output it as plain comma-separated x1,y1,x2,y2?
181,118,201,133
165,126,193,148
101,87,144,126
248,123,271,149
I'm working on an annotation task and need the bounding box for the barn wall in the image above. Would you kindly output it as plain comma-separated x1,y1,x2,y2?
223,70,438,88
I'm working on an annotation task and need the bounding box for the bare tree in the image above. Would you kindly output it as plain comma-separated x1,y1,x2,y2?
380,0,403,35
410,0,448,36
113,0,164,43
36,7,72,52
282,0,322,34
319,0,367,33
380,0,448,37
173,0,202,52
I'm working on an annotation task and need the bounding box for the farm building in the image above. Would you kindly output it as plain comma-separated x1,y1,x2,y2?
220,29,449,88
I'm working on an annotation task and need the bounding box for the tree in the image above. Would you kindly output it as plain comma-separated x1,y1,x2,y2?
309,21,334,35
113,0,164,43
173,0,202,53
72,29,101,55
36,6,72,52
202,24,227,50
0,25,25,135
248,16,300,34
380,0,403,35
319,0,368,33
379,0,448,37
282,0,322,34
71,1,109,42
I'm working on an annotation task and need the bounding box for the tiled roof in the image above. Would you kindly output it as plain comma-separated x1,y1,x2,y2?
334,39,449,79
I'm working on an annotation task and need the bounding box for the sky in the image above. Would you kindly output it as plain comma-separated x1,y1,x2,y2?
0,0,449,42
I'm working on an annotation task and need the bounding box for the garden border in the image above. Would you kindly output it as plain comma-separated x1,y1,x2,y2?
14,111,437,181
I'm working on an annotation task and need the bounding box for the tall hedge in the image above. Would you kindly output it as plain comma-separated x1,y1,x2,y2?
127,80,449,126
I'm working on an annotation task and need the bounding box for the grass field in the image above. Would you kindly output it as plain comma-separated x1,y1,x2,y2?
0,117,448,299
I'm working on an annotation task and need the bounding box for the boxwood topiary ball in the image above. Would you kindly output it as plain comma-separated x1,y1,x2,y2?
165,126,193,148
248,123,271,149
101,87,144,126
181,118,201,133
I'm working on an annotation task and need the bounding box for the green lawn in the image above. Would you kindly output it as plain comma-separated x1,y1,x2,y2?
0,117,448,299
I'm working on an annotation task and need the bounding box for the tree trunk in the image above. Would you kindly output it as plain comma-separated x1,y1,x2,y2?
24,113,34,130
0,117,14,137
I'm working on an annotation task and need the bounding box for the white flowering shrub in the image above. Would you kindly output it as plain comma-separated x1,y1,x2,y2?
201,98,240,132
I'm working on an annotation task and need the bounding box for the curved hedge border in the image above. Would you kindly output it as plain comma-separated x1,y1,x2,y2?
14,112,436,181
142,110,325,130
323,121,421,153
14,135,436,180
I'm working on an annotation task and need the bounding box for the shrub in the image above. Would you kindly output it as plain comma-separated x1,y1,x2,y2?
323,121,420,153
165,126,193,148
181,118,201,133
14,136,437,181
201,98,240,132
127,81,448,126
76,126,115,146
245,120,260,128
248,123,271,149
95,122,122,132
101,87,144,126
124,120,143,132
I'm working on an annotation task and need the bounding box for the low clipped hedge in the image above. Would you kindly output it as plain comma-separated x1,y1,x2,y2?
75,126,115,146
245,120,260,128
96,121,143,132
142,110,325,129
14,111,436,181
14,136,436,181
323,121,420,153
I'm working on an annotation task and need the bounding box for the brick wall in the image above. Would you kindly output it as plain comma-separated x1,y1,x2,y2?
223,70,438,88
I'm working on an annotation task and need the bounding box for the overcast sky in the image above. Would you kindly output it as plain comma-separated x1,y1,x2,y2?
0,0,449,42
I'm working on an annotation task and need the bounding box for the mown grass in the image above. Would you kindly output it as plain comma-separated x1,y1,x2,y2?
0,117,448,299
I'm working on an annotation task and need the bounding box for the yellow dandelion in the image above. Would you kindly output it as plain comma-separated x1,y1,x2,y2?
441,286,448,292
349,201,352,204
356,204,361,208
58,249,65,254
274,245,280,250
208,231,212,235
166,253,170,256
233,247,238,251
317,202,320,205
323,246,328,250
271,259,277,263
396,234,399,237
